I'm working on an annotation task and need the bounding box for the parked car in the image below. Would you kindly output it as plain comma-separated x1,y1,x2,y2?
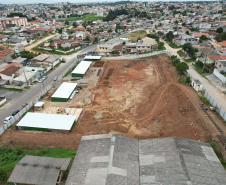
75,90,79,94
77,86,82,90
4,116,13,124
12,110,20,116
53,77,58,81
42,76,47,80
61,60,66,63
38,78,43,83
71,78,80,81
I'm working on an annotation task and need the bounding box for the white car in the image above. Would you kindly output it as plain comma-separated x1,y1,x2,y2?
4,116,13,124
38,79,43,83
53,77,58,81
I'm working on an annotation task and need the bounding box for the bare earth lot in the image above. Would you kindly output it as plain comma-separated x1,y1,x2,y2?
0,54,224,149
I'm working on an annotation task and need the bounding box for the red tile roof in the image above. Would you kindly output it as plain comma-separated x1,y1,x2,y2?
217,41,226,47
0,66,18,76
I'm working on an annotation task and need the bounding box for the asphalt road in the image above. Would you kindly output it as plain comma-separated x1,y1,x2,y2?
0,32,129,126
0,43,97,126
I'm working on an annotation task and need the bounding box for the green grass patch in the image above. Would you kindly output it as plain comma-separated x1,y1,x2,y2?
193,64,204,76
158,47,166,51
200,96,210,105
33,47,75,55
0,147,76,182
210,142,226,170
5,88,23,92
54,62,61,67
178,75,190,86
65,14,103,21
64,65,77,77
185,58,195,63
168,42,182,49
124,30,147,42
177,49,184,56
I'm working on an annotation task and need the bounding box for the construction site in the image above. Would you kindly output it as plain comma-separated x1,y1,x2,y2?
0,54,225,149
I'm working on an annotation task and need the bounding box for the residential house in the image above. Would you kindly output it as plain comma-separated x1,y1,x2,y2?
217,41,226,49
14,44,24,54
0,48,14,63
32,54,49,63
0,66,18,84
136,43,152,52
61,43,71,49
96,44,115,53
199,23,211,30
44,54,61,67
13,70,36,85
11,57,27,65
208,56,226,64
215,60,226,70
212,43,221,52
125,43,137,53
220,49,226,56
176,34,199,46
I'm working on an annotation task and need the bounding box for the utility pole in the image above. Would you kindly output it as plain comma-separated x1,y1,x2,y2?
23,70,29,88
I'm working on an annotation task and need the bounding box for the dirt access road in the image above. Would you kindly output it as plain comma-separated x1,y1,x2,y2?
1,54,225,149
25,33,58,53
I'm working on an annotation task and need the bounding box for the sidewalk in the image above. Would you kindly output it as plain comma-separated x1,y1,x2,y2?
164,42,226,113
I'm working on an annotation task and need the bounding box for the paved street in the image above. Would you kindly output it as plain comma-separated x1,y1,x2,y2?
163,42,226,113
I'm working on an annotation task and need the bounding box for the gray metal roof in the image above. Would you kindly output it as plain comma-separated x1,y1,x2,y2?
66,134,226,185
8,155,71,185
45,54,61,63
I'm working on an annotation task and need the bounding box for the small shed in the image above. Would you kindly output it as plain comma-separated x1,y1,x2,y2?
51,82,77,102
8,155,71,185
191,79,204,91
84,55,101,61
16,112,77,133
72,61,92,78
34,101,45,111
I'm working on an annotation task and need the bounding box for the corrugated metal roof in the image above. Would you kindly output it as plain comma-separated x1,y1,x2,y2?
51,82,77,99
72,61,92,75
66,134,226,185
84,56,101,60
8,155,71,185
16,112,76,130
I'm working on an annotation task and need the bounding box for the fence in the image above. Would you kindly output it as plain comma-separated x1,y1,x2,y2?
102,50,172,60
0,84,53,136
186,71,226,121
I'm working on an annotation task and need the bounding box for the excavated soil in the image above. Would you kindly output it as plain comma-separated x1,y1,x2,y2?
0,54,220,149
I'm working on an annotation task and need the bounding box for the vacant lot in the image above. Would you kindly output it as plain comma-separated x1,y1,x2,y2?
124,30,147,42
0,54,223,149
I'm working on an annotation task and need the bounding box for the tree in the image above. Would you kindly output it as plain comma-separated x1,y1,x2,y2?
111,50,120,55
137,37,141,42
175,20,179,24
108,29,112,33
84,36,90,41
158,42,164,49
65,21,69,25
176,62,189,74
216,27,223,34
73,22,77,28
94,37,99,43
185,31,190,35
199,35,208,43
166,31,174,42
182,43,198,58
215,32,226,42
172,58,180,66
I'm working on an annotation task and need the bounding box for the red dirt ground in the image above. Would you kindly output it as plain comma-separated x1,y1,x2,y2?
0,54,224,150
